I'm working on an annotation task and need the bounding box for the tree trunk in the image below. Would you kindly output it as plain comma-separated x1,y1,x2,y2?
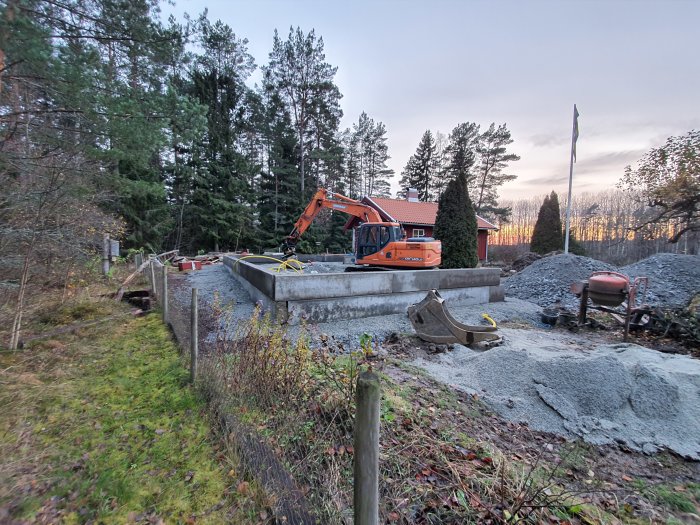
299,127,305,197
9,249,31,350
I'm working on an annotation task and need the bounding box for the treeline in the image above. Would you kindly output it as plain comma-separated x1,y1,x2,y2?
397,124,519,222
0,0,401,264
492,190,699,265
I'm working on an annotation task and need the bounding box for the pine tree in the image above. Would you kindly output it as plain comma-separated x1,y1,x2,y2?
474,123,520,221
263,27,342,202
434,174,478,268
343,112,393,198
446,122,480,183
398,130,436,200
530,191,564,254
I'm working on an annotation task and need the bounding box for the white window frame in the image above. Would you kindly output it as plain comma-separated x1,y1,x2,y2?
412,228,425,238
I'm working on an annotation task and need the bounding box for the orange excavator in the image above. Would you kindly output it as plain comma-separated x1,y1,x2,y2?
283,188,441,269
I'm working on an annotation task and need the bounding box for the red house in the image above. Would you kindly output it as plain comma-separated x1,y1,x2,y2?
345,189,498,261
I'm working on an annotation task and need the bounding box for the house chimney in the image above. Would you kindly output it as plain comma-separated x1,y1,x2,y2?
407,188,419,202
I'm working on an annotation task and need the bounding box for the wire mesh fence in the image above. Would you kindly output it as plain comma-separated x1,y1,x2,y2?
160,264,342,524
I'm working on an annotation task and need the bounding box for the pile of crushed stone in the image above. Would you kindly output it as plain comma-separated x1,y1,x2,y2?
622,253,700,309
504,252,700,309
414,341,700,459
503,254,616,308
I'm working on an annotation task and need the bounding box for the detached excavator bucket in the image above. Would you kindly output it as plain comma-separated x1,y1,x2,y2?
408,290,500,346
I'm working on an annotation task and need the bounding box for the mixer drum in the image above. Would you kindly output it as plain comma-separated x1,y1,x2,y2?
588,271,629,306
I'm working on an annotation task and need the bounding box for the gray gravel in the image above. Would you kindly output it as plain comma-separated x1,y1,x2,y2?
503,252,700,310
181,261,700,458
621,253,700,308
503,254,617,308
184,264,256,339
413,338,700,459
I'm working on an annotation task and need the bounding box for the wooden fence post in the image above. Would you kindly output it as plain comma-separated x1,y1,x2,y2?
135,252,143,269
150,260,156,296
354,371,380,525
161,264,168,325
102,234,110,277
190,288,198,383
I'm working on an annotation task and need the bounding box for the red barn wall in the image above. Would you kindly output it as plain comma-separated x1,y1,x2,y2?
477,230,488,261
404,223,489,261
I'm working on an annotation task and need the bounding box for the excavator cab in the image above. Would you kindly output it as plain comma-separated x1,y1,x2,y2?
356,223,403,258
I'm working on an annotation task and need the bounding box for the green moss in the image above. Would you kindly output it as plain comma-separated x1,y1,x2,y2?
1,310,263,523
654,486,696,513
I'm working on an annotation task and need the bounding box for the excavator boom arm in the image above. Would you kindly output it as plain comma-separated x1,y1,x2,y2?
286,189,383,248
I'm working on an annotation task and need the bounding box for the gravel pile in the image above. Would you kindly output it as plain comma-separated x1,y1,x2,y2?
511,251,543,272
504,252,700,310
503,254,616,308
622,253,700,309
414,340,700,459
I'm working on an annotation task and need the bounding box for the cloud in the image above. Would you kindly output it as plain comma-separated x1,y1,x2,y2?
523,174,570,186
528,133,569,148
575,149,646,176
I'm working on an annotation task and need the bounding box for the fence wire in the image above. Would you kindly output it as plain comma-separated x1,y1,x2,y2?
161,265,320,524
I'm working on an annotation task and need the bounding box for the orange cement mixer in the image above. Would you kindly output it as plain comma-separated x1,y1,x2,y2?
587,271,630,307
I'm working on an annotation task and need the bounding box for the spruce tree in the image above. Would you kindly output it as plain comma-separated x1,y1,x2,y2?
434,174,478,268
530,191,564,254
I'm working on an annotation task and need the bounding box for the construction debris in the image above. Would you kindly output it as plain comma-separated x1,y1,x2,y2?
172,254,220,271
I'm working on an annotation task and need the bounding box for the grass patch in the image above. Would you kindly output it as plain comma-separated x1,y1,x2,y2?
630,479,699,514
0,303,266,523
36,299,113,326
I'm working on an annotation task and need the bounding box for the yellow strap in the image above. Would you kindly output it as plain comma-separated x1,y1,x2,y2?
481,313,497,328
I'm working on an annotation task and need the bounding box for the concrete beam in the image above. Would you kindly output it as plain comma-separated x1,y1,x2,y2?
223,256,276,301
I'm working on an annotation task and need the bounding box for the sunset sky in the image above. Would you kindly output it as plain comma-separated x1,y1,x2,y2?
165,0,700,200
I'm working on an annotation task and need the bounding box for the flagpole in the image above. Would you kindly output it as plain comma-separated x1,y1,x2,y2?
564,104,577,254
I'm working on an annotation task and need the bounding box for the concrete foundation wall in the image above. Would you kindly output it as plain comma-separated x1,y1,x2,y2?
286,286,490,324
223,255,503,325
